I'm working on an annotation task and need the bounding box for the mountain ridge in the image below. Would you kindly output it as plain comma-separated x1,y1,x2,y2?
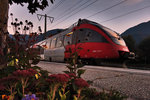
121,20,150,44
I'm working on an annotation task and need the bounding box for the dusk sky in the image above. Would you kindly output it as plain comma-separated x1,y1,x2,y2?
8,0,150,34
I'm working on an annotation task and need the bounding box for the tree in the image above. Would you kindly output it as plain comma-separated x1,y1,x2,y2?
138,36,150,64
0,0,54,66
122,35,136,52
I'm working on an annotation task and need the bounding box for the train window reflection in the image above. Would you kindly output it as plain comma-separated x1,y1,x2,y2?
51,38,56,48
102,27,119,38
85,29,107,43
102,27,126,46
73,29,86,43
56,36,64,48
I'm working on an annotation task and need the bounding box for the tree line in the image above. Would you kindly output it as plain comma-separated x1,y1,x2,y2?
122,35,150,65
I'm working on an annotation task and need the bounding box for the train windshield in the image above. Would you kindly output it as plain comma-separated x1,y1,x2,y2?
102,27,126,46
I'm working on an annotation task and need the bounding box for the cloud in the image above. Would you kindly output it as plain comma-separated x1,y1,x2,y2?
125,0,144,5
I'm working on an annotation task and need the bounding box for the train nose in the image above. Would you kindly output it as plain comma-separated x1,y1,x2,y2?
119,51,135,59
128,52,135,59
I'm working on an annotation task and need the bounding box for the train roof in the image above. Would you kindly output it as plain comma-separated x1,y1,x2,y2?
68,19,106,30
35,19,120,44
80,19,119,34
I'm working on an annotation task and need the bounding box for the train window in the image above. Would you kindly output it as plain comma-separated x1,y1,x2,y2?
56,36,64,48
102,27,126,46
51,38,56,48
45,39,51,49
64,32,73,46
85,29,108,43
72,29,86,44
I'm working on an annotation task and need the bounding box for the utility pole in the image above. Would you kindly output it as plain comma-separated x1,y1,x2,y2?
37,14,54,39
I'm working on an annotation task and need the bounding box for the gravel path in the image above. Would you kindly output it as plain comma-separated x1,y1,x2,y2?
37,61,150,100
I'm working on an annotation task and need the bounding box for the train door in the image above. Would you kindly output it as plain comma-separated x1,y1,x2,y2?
53,35,65,62
64,32,74,59
44,38,51,61
48,37,57,61
36,40,47,60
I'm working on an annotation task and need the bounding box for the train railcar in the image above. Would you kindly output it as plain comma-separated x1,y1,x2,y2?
35,19,134,63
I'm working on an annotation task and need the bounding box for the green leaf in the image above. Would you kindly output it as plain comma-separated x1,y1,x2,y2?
17,88,23,97
65,90,70,95
72,83,78,91
74,96,78,100
77,64,84,68
7,60,15,66
63,71,70,74
47,94,52,100
59,90,63,97
77,69,86,77
66,65,74,70
32,66,41,70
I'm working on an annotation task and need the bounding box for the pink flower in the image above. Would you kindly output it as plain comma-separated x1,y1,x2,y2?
47,74,70,84
27,68,37,74
13,69,36,78
67,73,76,78
74,78,89,88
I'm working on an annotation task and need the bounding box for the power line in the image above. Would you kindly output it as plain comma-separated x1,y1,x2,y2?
47,0,65,14
100,5,150,23
53,0,90,23
35,0,65,32
50,0,98,29
86,0,128,18
54,0,85,21
37,14,54,39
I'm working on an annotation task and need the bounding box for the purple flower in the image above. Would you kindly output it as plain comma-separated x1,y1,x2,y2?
22,94,39,100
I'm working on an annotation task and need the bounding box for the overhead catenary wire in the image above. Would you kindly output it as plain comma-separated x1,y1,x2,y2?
100,5,150,23
35,0,150,33
86,0,128,18
62,0,128,28
35,0,66,32
54,0,87,22
53,0,90,23
50,0,99,29
62,5,150,28
47,0,65,14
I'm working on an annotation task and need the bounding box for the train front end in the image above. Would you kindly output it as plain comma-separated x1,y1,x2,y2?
70,19,135,61
101,25,135,60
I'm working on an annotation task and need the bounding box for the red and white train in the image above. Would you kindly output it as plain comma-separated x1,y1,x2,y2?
33,19,134,63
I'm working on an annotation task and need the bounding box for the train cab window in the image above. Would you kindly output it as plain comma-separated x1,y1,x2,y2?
72,29,86,44
51,38,57,48
102,27,126,46
56,36,64,48
64,32,73,46
85,29,108,43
